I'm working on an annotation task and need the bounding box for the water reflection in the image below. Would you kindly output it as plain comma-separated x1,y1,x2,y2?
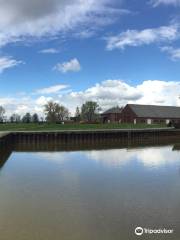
85,146,180,168
0,139,180,239
1,140,180,169
0,145,12,169
33,146,180,172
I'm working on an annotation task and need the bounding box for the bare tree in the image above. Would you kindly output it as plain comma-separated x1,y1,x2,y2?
10,114,21,123
0,106,5,123
44,101,69,123
56,105,69,122
75,106,81,122
44,101,58,123
81,101,101,122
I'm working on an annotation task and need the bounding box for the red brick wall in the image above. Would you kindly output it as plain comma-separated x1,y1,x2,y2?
120,105,137,123
101,113,121,123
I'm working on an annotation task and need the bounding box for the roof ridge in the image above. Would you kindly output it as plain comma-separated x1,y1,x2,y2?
128,104,180,108
127,104,180,118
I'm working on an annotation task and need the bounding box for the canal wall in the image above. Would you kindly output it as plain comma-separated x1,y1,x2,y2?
0,132,12,146
9,128,180,146
0,133,13,167
1,129,180,165
1,128,180,147
0,132,13,152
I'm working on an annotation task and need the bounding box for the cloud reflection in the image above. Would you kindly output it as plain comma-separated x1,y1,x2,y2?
34,145,180,169
87,146,180,168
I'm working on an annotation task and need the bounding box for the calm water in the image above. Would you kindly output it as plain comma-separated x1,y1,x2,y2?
0,142,180,239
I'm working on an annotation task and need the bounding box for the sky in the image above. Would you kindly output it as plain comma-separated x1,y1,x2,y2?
1,0,180,117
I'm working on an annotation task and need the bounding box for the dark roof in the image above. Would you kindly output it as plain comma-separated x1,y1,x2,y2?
127,104,180,118
102,107,122,115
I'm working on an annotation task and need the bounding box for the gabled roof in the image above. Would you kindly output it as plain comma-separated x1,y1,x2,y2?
127,104,180,118
102,107,122,115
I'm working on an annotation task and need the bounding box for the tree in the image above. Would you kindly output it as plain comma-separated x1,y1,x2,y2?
44,101,69,123
56,105,69,122
32,113,39,123
22,113,31,123
0,106,5,123
81,101,101,122
10,114,21,123
44,101,59,123
75,106,81,122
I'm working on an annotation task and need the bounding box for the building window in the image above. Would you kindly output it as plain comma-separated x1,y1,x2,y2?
147,119,152,125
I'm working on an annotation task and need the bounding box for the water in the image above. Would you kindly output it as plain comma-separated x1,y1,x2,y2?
0,142,180,239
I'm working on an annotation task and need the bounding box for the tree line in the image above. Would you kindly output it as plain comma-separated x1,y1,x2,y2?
0,101,101,123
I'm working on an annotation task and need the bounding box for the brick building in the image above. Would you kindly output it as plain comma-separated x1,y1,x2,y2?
120,104,180,124
101,107,122,123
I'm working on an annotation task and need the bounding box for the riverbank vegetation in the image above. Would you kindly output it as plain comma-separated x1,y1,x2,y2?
0,101,169,131
0,101,101,124
0,123,167,131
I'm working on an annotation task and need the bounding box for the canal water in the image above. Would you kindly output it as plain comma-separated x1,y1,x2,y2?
0,142,180,239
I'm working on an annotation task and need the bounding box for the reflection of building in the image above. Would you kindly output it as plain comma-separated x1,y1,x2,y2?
120,104,180,124
101,107,122,123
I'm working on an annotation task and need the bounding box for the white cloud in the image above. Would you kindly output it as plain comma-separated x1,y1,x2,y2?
35,96,53,106
1,79,180,117
36,84,69,94
35,146,180,168
106,25,179,50
150,0,180,6
0,95,52,117
0,0,127,48
54,58,81,73
0,97,15,106
0,96,32,116
135,80,180,105
0,56,23,73
60,80,180,113
85,146,180,168
39,48,59,54
64,80,142,111
160,46,180,60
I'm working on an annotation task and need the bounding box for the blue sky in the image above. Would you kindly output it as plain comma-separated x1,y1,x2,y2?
0,0,180,116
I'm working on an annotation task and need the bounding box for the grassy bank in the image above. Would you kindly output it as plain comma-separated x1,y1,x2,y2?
0,123,168,131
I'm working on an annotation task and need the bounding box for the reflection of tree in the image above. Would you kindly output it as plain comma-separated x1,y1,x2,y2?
12,134,180,152
0,145,12,169
1,135,180,169
172,144,180,151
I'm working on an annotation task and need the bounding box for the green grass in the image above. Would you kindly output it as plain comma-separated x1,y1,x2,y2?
0,123,168,131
